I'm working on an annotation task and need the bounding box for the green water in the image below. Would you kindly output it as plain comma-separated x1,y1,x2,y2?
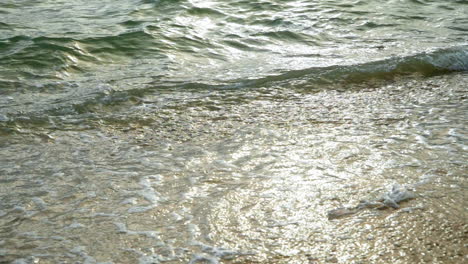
0,0,467,263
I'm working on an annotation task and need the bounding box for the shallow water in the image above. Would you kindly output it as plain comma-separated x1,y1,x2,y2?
0,0,467,263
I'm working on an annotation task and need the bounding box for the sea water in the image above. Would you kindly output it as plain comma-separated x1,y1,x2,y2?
0,0,467,263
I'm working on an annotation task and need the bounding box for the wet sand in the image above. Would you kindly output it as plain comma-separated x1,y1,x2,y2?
0,73,467,263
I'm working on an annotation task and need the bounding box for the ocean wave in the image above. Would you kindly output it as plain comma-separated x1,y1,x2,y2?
247,46,468,87
0,35,93,83
0,31,164,70
0,46,466,127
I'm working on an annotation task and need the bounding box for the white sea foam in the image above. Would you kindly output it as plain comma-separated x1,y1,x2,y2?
190,241,254,262
126,175,164,213
380,184,415,209
91,213,117,217
67,221,85,229
0,114,8,122
170,212,184,222
113,222,159,239
121,197,138,205
12,259,29,264
188,255,219,264
32,197,47,211
138,254,164,264
11,206,26,213
400,204,425,213
70,246,98,264
128,205,157,213
124,247,175,264
87,191,97,198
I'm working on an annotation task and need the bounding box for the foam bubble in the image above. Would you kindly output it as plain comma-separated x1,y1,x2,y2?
113,222,159,239
120,197,138,205
67,221,85,229
125,175,164,213
190,241,254,262
0,114,9,122
380,184,415,209
12,259,29,264
70,246,98,264
128,205,157,213
32,197,47,211
188,255,219,264
124,247,175,264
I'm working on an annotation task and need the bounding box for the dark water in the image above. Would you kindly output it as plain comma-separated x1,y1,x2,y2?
0,0,467,263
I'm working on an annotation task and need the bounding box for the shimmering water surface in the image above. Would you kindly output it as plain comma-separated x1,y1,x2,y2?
0,0,467,263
